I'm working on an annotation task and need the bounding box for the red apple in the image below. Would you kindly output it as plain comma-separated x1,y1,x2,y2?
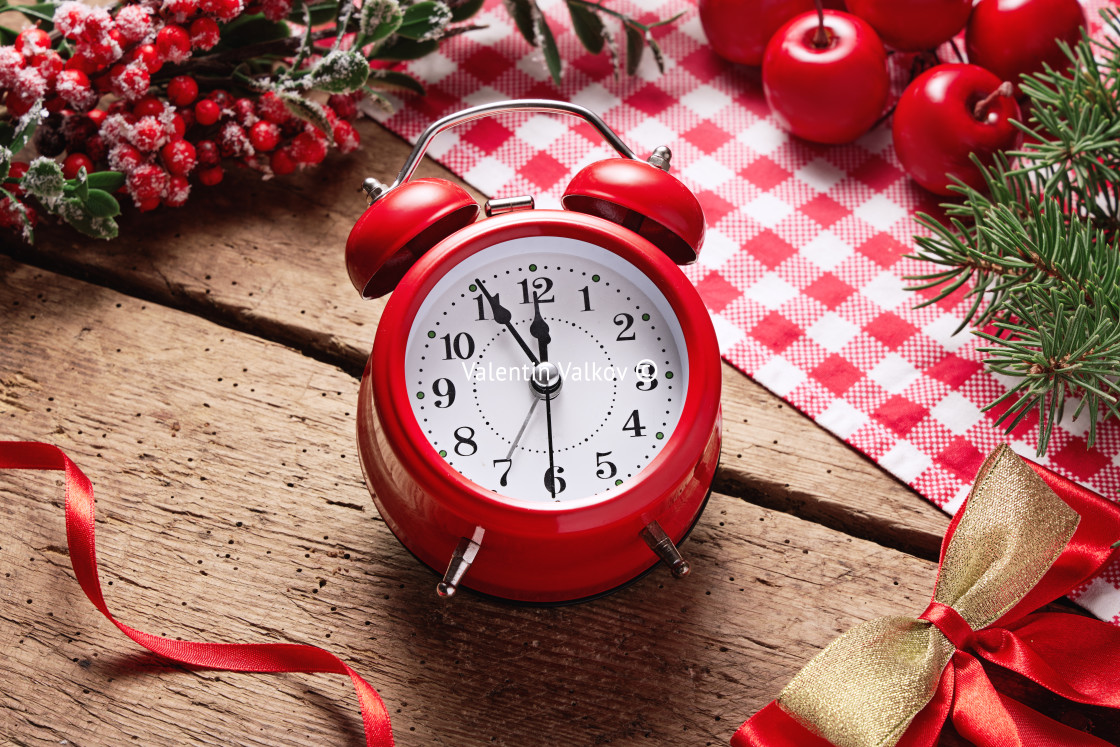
699,0,816,66
966,0,1085,86
762,10,889,144
893,63,1022,195
846,0,972,52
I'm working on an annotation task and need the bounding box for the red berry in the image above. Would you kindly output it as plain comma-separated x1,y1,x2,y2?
208,89,234,109
109,61,150,101
128,163,170,203
332,119,360,154
88,108,107,126
54,4,90,40
64,53,96,75
163,0,200,20
4,88,39,117
327,93,359,121
248,120,280,151
15,27,51,58
189,16,221,50
291,130,327,164
0,47,25,89
197,165,224,186
164,175,191,207
257,91,290,124
170,113,187,138
194,98,221,126
233,97,256,126
161,138,198,176
195,139,220,167
6,162,30,196
136,196,161,212
217,120,250,157
131,43,164,74
34,50,64,85
167,75,199,106
133,96,165,118
131,115,168,152
201,0,243,22
62,153,95,179
55,68,96,109
109,143,144,173
156,24,191,64
270,147,296,175
261,0,292,21
86,134,107,162
115,5,154,44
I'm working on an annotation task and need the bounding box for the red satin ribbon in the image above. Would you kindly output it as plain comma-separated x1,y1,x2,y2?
0,441,395,746
732,458,1120,747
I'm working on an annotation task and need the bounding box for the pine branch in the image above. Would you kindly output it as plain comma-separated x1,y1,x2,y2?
908,8,1120,454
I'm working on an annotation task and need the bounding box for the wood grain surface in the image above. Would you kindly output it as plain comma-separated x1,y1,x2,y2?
0,120,1113,746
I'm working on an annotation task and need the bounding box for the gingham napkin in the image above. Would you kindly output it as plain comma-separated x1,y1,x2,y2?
372,0,1120,622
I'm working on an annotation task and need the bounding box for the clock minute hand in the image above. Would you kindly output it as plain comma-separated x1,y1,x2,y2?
528,292,557,499
475,277,539,365
529,292,551,363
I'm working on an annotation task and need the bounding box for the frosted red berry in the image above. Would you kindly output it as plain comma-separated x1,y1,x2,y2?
189,17,221,50
163,0,200,21
131,43,163,74
249,120,280,151
114,5,154,44
133,96,165,118
167,75,199,106
256,91,290,124
270,147,296,175
332,119,360,154
62,153,94,179
291,130,327,165
109,143,144,173
161,138,198,176
128,163,170,203
202,0,243,22
164,175,191,207
156,25,191,64
131,115,168,152
195,139,220,167
15,28,51,58
109,62,150,100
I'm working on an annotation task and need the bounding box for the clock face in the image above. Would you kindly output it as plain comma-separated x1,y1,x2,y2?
404,235,689,506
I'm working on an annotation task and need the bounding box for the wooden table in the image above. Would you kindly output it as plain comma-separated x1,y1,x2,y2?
0,121,1114,746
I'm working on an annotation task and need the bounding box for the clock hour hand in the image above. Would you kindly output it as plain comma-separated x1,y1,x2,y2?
529,292,551,363
475,277,539,365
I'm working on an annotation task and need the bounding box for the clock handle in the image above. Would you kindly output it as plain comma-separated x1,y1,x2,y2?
362,99,640,204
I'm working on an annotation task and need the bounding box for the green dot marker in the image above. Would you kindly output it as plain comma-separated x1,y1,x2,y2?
665,371,674,379
438,449,447,458
416,391,425,399
614,479,623,486
656,432,664,440
529,264,537,272
469,284,477,292
592,274,601,282
427,330,436,338
642,313,650,321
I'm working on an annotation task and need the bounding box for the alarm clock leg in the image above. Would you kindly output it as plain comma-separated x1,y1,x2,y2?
639,521,690,578
436,530,483,598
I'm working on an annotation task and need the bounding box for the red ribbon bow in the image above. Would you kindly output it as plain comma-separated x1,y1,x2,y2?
733,447,1120,747
0,441,395,746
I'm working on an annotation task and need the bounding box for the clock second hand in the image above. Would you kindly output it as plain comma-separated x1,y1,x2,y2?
504,396,540,461
474,277,539,365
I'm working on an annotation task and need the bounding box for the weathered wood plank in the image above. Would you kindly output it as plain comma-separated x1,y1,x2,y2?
2,259,1115,747
6,118,949,558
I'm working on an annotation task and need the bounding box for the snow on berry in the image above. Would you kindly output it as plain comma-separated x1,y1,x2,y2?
14,65,48,101
162,0,201,23
248,121,280,151
189,17,220,50
290,130,326,165
332,119,360,154
127,163,170,205
54,2,92,40
131,115,170,152
195,139,219,167
164,175,191,207
261,0,293,22
161,138,197,176
0,46,24,88
327,93,359,121
257,91,291,124
55,69,97,110
109,143,145,173
110,61,150,100
15,28,51,59
115,5,155,45
156,25,191,64
217,120,253,158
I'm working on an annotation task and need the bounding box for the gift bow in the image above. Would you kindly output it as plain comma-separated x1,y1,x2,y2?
733,445,1120,747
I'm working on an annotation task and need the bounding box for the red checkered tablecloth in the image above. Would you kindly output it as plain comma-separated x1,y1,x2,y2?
370,0,1120,622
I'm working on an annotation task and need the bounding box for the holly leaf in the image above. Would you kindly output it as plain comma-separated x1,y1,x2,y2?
376,35,438,60
450,0,484,22
367,68,425,95
308,49,370,93
624,24,643,76
84,189,121,218
503,0,536,46
214,14,290,51
86,170,126,193
0,26,17,45
567,1,604,54
359,0,402,41
396,0,451,40
277,92,334,142
289,1,337,26
16,3,55,29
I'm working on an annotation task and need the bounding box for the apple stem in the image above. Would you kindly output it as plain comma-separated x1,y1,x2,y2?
811,0,828,48
973,82,1014,120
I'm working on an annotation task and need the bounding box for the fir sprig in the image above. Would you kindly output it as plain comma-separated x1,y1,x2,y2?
908,8,1120,455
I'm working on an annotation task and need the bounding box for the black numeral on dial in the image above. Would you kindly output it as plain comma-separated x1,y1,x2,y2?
441,332,475,360
432,378,456,408
614,313,635,341
453,426,477,456
622,410,646,438
595,451,617,479
544,465,566,495
519,277,554,304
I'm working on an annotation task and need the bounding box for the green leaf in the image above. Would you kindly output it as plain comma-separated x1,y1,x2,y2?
57,197,118,241
625,24,644,76
367,68,425,95
308,49,370,93
503,0,536,46
375,35,439,60
70,167,89,201
567,2,604,54
535,10,561,85
86,170,126,193
646,31,666,74
23,157,64,206
288,1,338,26
450,0,485,22
0,26,18,45
85,189,121,218
397,0,451,40
359,0,402,41
9,100,42,156
16,4,55,29
278,92,334,142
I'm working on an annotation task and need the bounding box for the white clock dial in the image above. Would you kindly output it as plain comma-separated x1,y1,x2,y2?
404,236,688,506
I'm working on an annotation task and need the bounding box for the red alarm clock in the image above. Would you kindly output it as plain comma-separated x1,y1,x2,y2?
346,100,721,603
